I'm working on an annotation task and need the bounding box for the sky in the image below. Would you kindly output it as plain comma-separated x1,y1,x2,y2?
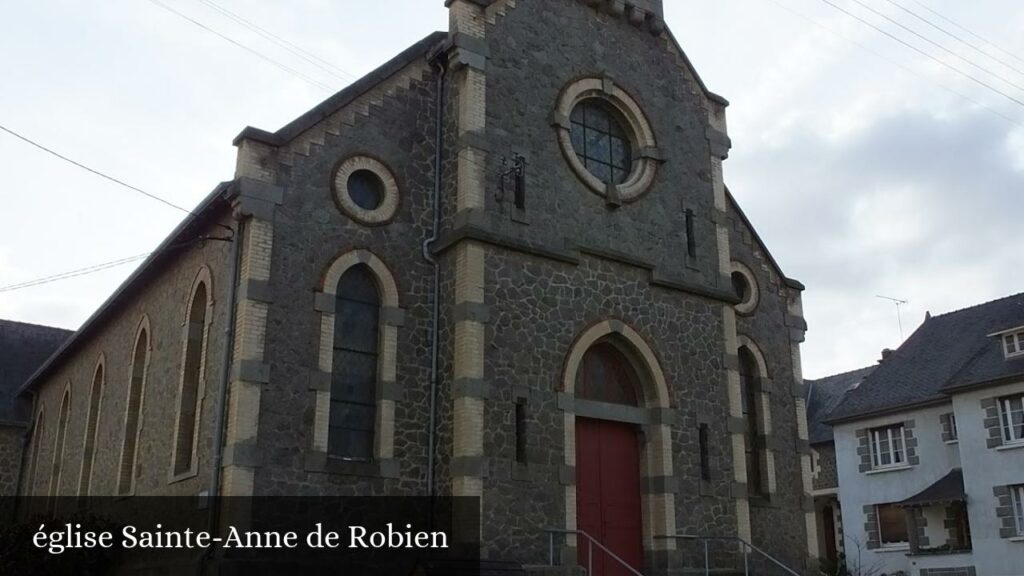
1,0,1022,379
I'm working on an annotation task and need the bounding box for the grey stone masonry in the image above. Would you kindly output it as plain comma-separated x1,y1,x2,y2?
993,485,1022,539
863,504,880,550
982,397,1004,449
919,568,976,576
940,412,957,442
907,507,929,551
856,429,872,473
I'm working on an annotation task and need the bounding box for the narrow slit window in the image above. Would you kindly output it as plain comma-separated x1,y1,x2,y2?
173,282,209,476
515,399,528,464
119,328,149,495
699,423,711,482
26,411,45,495
739,347,765,496
685,209,697,258
79,365,104,495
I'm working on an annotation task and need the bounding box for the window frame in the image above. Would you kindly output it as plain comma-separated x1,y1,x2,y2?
869,424,908,470
998,394,1024,445
876,503,910,548
1011,485,1024,538
949,412,959,442
1004,332,1024,358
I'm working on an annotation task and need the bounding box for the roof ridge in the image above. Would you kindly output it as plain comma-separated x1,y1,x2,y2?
806,364,875,383
929,291,1024,320
0,318,75,333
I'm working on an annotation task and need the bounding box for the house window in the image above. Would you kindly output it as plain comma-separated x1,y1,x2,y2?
870,424,908,469
173,280,210,477
999,394,1024,444
877,503,909,547
1004,332,1024,358
570,99,634,185
1011,485,1024,537
739,347,765,497
329,264,379,461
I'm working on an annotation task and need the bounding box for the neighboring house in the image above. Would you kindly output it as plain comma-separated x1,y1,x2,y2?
13,1,819,574
0,320,72,496
806,365,876,569
828,293,1024,576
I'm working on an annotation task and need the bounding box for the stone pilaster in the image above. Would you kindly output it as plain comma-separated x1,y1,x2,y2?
788,291,818,568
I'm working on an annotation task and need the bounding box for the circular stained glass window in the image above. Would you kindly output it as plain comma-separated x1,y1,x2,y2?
347,169,384,210
569,99,634,185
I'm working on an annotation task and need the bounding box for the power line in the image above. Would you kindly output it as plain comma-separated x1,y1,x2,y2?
814,0,1024,110
845,0,1024,94
881,0,1024,79
0,253,151,293
195,0,358,83
764,0,1023,128
906,0,1024,67
0,124,196,215
145,0,334,92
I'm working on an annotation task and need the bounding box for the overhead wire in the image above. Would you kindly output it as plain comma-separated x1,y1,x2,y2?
906,0,1024,67
814,0,1024,110
145,0,334,92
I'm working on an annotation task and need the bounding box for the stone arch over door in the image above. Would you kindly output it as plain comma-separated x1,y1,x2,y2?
559,319,677,562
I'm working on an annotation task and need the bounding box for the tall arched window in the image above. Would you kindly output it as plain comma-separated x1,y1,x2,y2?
578,341,640,406
329,264,379,461
79,361,104,495
739,346,765,498
119,324,149,495
48,387,71,503
173,280,209,476
26,408,45,496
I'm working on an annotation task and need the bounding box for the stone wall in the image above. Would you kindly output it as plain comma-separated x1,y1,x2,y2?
0,426,24,496
20,214,236,498
813,442,838,491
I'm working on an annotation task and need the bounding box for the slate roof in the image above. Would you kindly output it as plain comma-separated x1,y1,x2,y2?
805,365,876,444
898,468,965,507
828,292,1024,423
0,320,73,423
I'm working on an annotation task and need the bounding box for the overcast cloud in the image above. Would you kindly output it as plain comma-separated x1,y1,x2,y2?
1,0,1022,378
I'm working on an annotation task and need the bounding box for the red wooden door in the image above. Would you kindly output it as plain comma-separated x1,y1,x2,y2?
576,417,643,576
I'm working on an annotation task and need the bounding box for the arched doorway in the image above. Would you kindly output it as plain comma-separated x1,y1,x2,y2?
575,341,644,576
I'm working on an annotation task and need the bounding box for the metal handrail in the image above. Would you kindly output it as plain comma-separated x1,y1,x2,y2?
654,533,802,576
543,527,646,576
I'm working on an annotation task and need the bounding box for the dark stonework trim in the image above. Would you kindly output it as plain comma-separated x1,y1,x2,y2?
450,47,486,71
723,353,739,371
731,482,748,498
450,32,489,58
377,379,401,402
453,302,490,323
381,306,405,327
510,462,531,482
222,439,262,468
451,456,487,478
649,408,677,426
728,417,746,435
705,126,732,159
982,397,1004,449
453,378,490,399
791,379,805,398
762,377,775,393
558,394,648,424
232,195,277,222
313,291,334,313
578,245,652,272
559,465,576,486
919,569,976,576
455,129,491,153
307,370,331,392
863,504,880,549
304,452,399,478
802,495,814,512
232,360,270,384
642,476,678,494
638,146,664,161
785,314,808,331
235,177,284,205
795,439,811,454
238,279,273,304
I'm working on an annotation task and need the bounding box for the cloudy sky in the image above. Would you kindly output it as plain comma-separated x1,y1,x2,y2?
1,0,1022,379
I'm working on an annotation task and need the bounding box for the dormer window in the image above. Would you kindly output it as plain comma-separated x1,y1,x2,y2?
1004,331,1024,358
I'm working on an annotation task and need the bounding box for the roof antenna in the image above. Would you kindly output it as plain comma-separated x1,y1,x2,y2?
877,295,909,340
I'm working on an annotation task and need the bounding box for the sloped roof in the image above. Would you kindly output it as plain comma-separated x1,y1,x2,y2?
805,365,876,444
725,188,804,291
0,320,72,423
898,468,965,507
829,293,1024,423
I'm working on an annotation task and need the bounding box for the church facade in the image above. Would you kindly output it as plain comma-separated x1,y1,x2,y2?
17,1,816,573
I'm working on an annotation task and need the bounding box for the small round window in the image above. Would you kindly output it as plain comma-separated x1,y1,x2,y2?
570,99,634,185
730,263,759,314
332,156,399,226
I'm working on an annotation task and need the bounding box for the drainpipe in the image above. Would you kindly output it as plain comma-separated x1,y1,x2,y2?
197,215,243,575
422,56,447,498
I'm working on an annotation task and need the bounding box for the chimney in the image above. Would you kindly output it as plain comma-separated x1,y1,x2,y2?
879,349,894,363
